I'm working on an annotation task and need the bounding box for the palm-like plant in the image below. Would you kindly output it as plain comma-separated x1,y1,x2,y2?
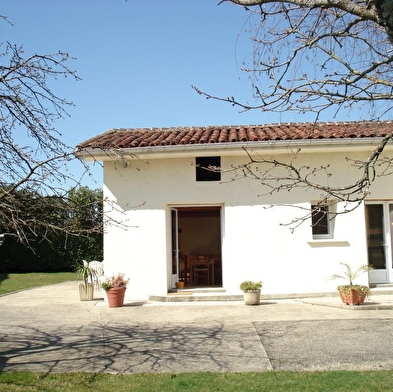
75,260,97,288
331,262,374,305
331,262,373,286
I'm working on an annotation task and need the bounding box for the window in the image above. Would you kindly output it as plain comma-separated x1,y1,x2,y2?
196,156,221,182
311,203,333,239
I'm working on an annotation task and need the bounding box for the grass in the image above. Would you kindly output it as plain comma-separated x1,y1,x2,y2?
0,272,78,295
1,371,393,391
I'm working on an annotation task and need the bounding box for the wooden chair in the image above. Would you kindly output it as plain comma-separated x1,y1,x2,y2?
189,255,214,286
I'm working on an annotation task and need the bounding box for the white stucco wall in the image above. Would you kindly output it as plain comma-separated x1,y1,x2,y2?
101,146,391,300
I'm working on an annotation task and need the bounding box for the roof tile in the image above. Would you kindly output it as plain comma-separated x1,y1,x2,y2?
77,121,393,150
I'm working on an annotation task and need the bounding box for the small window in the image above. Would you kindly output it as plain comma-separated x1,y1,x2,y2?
311,203,332,238
196,157,221,182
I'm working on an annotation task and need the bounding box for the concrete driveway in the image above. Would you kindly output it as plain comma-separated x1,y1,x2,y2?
1,281,393,373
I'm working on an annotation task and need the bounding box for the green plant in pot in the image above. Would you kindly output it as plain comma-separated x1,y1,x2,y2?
331,262,373,305
240,280,262,305
102,273,129,307
75,260,97,301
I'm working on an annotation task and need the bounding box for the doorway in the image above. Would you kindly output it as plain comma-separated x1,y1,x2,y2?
365,202,393,284
170,206,222,289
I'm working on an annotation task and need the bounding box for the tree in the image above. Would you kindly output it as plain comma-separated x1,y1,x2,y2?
0,187,103,272
191,0,393,227
194,0,393,119
0,19,94,246
63,187,103,264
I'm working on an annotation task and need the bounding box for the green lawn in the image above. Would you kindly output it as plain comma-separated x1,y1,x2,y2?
1,371,393,391
0,272,78,295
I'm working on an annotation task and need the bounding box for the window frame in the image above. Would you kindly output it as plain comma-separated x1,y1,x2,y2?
311,202,334,239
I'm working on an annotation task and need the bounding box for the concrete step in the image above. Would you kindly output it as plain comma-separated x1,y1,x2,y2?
149,286,393,303
149,293,243,302
149,290,336,303
370,283,393,288
150,287,239,302
370,286,393,294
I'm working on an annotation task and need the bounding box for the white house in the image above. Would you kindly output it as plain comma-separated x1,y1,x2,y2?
77,121,393,300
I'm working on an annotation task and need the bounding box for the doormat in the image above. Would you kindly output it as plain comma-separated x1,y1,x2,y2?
168,291,193,295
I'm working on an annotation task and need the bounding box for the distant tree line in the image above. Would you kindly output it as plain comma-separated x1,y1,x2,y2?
0,186,103,272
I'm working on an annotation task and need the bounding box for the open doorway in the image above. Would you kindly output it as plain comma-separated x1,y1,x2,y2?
171,206,222,289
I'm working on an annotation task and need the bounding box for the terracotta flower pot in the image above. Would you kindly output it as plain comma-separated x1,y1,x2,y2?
339,287,367,305
106,287,126,307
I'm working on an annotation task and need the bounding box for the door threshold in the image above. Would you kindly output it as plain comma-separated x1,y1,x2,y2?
370,283,393,288
168,287,226,294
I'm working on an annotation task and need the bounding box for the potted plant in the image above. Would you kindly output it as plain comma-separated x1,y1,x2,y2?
331,262,373,305
75,260,97,301
102,273,129,307
240,280,263,305
175,281,185,289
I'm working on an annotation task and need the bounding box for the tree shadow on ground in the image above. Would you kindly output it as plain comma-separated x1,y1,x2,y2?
0,321,257,373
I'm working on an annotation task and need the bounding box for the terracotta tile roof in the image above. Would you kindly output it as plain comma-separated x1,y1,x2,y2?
77,121,393,150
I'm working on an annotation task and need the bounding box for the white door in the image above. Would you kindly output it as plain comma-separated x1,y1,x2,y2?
366,203,393,284
170,208,179,288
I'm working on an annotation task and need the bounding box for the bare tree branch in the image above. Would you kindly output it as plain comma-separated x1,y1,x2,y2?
202,1,393,120
0,36,96,244
212,128,393,231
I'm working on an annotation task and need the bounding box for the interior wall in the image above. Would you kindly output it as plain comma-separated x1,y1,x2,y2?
178,213,221,258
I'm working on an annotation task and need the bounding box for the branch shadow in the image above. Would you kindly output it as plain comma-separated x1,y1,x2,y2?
0,321,257,373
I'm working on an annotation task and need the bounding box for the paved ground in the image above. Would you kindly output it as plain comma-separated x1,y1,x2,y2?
1,281,393,373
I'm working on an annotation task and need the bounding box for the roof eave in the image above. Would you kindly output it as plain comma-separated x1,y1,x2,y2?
75,137,391,162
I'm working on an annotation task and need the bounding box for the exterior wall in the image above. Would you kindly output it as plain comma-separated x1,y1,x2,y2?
102,147,393,300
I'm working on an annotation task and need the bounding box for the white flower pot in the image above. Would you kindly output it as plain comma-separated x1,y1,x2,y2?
243,290,261,305
78,283,94,301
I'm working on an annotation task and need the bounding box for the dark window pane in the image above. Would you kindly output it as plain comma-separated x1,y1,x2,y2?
312,205,329,235
196,157,221,182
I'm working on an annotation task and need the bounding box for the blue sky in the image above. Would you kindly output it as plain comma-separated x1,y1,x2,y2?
1,0,362,189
